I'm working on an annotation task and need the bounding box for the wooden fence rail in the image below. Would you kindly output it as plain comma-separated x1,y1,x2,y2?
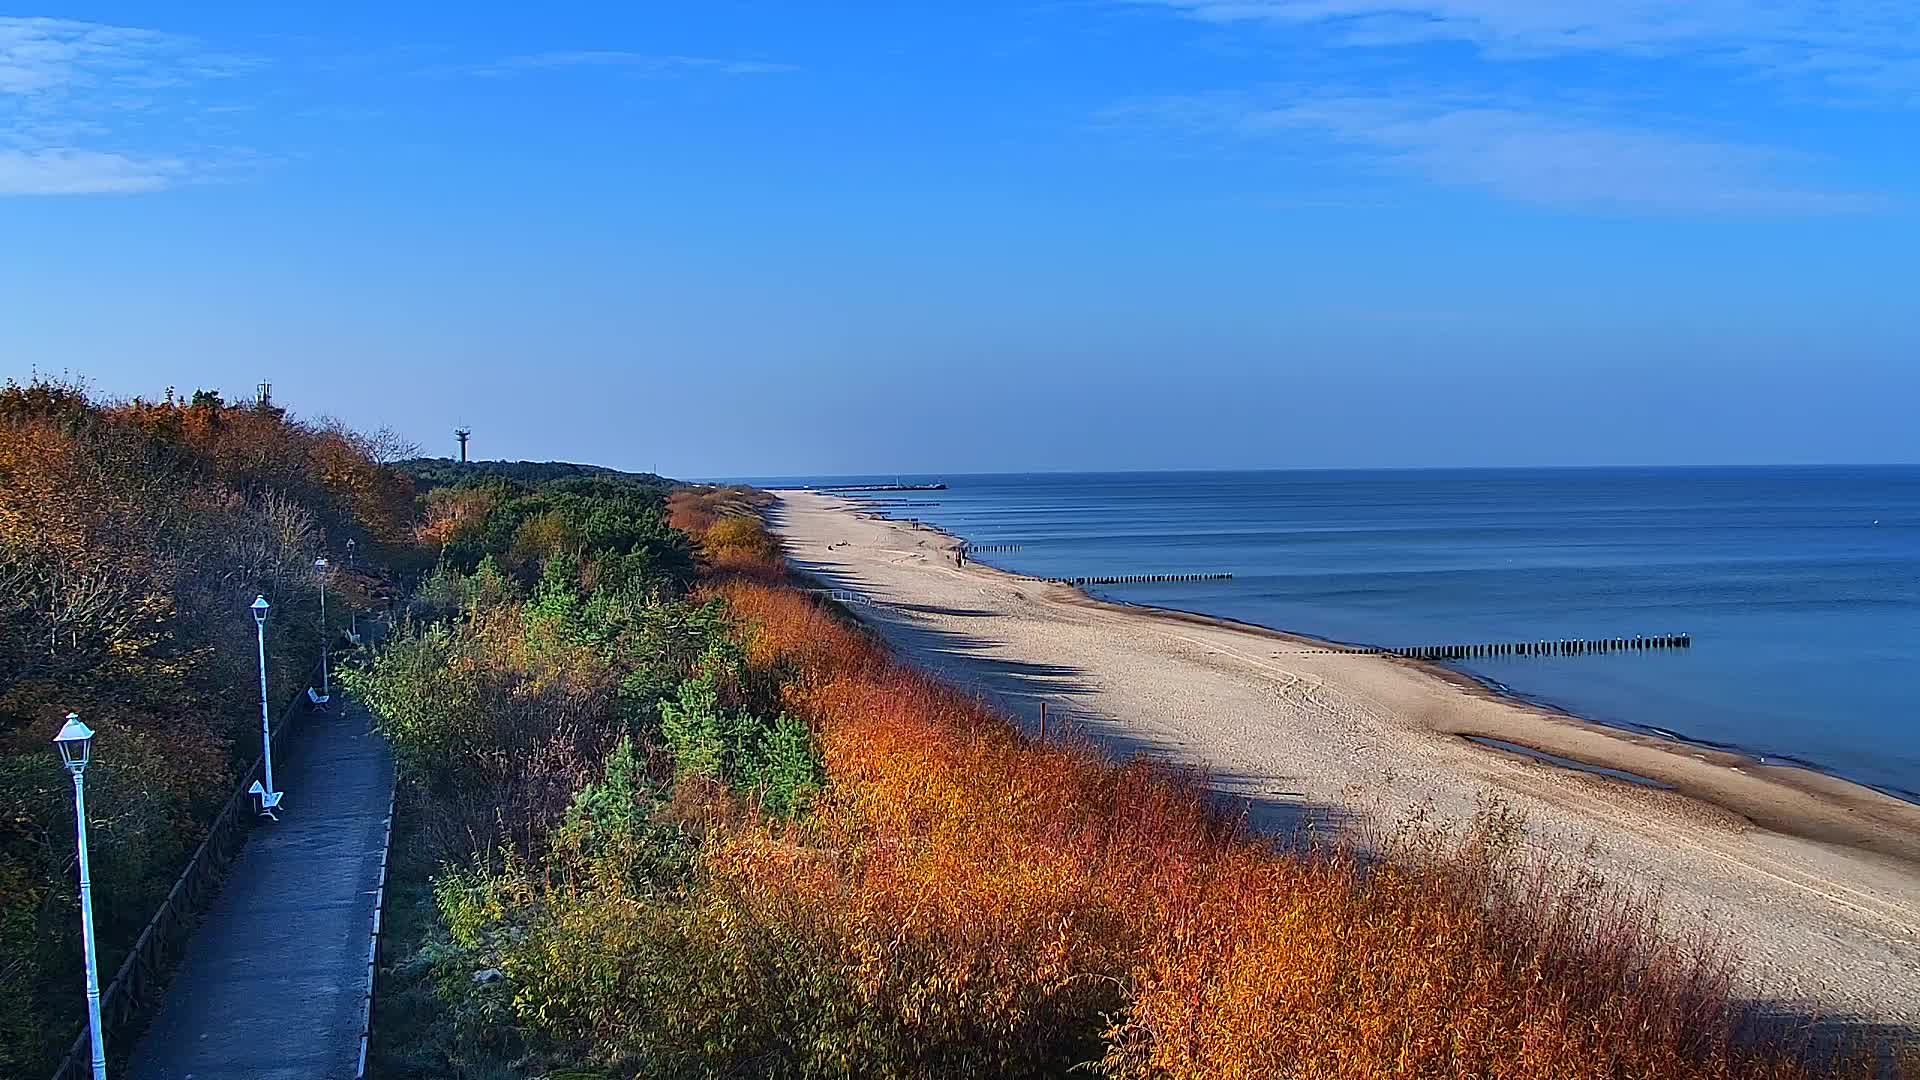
49,665,320,1080
806,587,879,607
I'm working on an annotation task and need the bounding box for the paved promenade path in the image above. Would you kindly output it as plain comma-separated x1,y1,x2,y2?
128,701,394,1080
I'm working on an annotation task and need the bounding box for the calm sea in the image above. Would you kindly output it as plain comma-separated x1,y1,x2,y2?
740,468,1920,801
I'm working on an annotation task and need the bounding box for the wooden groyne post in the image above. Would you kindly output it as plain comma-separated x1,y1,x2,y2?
1365,633,1692,660
1052,572,1235,587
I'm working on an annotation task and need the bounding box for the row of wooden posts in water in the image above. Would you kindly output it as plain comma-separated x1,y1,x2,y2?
899,530,1696,665
807,585,1690,663
1375,634,1691,660
1050,572,1235,586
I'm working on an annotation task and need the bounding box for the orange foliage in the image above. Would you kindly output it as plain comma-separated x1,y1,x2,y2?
1,377,411,1075
694,578,1866,1079
667,490,718,537
108,390,416,547
703,515,773,555
417,485,500,549
670,486,784,581
668,486,771,538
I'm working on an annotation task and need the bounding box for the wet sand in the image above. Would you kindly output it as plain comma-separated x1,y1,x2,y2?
772,490,1920,1023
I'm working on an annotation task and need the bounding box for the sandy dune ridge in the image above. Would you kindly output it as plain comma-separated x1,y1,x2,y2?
771,491,1920,1024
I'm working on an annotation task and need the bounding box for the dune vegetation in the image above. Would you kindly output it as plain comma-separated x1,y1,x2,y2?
3,375,1900,1078
364,481,1905,1079
0,377,415,1076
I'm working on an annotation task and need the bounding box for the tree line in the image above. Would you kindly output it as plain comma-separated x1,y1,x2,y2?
0,377,415,1074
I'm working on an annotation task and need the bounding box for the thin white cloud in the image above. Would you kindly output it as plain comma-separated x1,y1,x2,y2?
0,15,258,196
451,50,796,78
1109,2,1904,211
1,17,168,93
1111,91,1877,213
0,147,183,194
1130,0,1920,102
0,16,256,94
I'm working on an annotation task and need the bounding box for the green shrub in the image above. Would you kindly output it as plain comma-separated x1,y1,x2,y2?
362,470,836,1077
550,736,690,892
342,625,473,783
658,671,737,783
742,712,824,819
659,669,822,819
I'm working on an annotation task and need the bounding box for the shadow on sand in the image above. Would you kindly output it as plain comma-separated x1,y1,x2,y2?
775,507,1916,1056
785,547,1357,846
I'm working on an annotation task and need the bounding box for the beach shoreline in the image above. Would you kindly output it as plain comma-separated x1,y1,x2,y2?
1111,597,1919,809
837,495,1920,863
772,489,1920,1021
1067,589,1920,866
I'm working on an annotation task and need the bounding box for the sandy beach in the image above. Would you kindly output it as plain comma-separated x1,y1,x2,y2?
771,490,1920,1024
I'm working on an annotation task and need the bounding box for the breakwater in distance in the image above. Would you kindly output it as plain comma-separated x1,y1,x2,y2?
739,467,1920,802
1050,572,1234,586
1372,634,1690,660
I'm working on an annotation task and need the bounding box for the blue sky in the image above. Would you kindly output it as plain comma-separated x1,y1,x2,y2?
3,2,1916,475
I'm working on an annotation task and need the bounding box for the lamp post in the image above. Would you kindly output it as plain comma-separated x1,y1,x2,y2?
344,540,359,644
310,559,331,705
251,596,283,816
53,714,108,1080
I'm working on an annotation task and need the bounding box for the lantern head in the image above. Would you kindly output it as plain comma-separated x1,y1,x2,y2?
53,713,94,772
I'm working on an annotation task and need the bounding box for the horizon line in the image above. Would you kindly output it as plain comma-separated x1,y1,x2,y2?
696,462,1920,483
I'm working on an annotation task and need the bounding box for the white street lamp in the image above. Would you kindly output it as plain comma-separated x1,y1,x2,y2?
309,559,331,706
53,713,107,1080
250,596,284,817
347,605,359,647
343,540,360,644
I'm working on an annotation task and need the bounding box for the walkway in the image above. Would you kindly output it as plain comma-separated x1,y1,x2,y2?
127,700,394,1080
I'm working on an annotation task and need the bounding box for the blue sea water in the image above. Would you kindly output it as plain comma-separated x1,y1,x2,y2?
738,468,1920,801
